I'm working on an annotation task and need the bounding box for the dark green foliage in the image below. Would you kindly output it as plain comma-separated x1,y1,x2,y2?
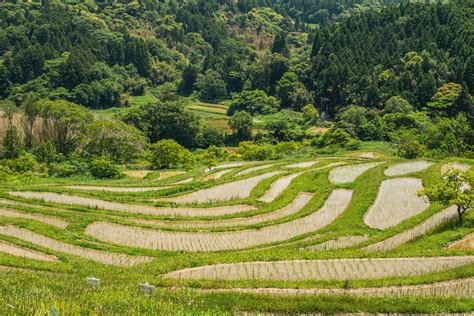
309,1,473,116
229,111,253,141
2,126,22,159
228,90,279,116
122,101,200,148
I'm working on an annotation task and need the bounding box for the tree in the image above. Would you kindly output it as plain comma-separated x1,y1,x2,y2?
40,100,93,155
150,139,194,169
428,83,463,115
1,100,21,159
84,120,147,163
21,94,42,149
228,90,279,116
89,157,122,179
385,96,413,114
302,104,319,125
419,169,473,223
123,101,200,148
271,32,289,56
195,69,227,102
229,111,253,140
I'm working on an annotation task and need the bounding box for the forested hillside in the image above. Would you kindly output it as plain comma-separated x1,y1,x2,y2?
0,0,472,174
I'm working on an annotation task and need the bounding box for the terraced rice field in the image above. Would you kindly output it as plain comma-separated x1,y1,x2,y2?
384,161,434,176
1,152,473,313
363,178,430,230
160,171,284,204
329,162,383,184
85,189,352,251
164,257,474,280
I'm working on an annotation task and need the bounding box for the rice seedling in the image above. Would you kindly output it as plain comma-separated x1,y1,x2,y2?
329,162,383,184
197,277,474,298
0,225,153,266
164,257,474,281
258,163,344,203
63,186,175,192
384,161,434,176
364,206,458,252
0,208,68,228
0,240,59,262
234,164,278,177
169,178,194,185
303,235,369,251
8,192,256,217
123,170,152,178
364,178,430,230
202,169,234,182
257,172,305,203
129,193,313,229
448,233,474,250
160,171,285,204
205,162,255,173
284,161,320,169
84,190,352,251
441,163,471,175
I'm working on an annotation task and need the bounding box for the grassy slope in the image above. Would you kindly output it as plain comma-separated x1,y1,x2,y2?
0,149,473,314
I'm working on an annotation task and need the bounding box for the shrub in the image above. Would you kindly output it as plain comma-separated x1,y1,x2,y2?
237,141,274,161
151,139,195,169
49,161,89,178
3,153,45,174
89,158,122,179
314,128,353,148
397,139,426,159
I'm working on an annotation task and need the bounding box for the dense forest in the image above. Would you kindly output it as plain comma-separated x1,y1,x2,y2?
0,0,472,178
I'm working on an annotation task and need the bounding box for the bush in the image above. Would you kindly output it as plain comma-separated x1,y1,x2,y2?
314,128,353,148
49,161,89,178
151,139,195,169
397,139,426,159
89,158,122,179
3,153,45,174
237,141,274,161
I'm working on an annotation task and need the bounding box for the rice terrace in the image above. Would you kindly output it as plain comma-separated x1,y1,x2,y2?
0,149,472,314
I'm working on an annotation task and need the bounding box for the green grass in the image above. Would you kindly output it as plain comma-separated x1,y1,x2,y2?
0,150,473,314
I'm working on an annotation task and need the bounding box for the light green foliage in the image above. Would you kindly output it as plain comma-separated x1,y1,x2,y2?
237,141,274,161
419,169,473,223
89,157,122,179
428,83,462,111
314,128,354,148
150,139,194,170
84,120,147,163
302,104,319,125
397,138,426,159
